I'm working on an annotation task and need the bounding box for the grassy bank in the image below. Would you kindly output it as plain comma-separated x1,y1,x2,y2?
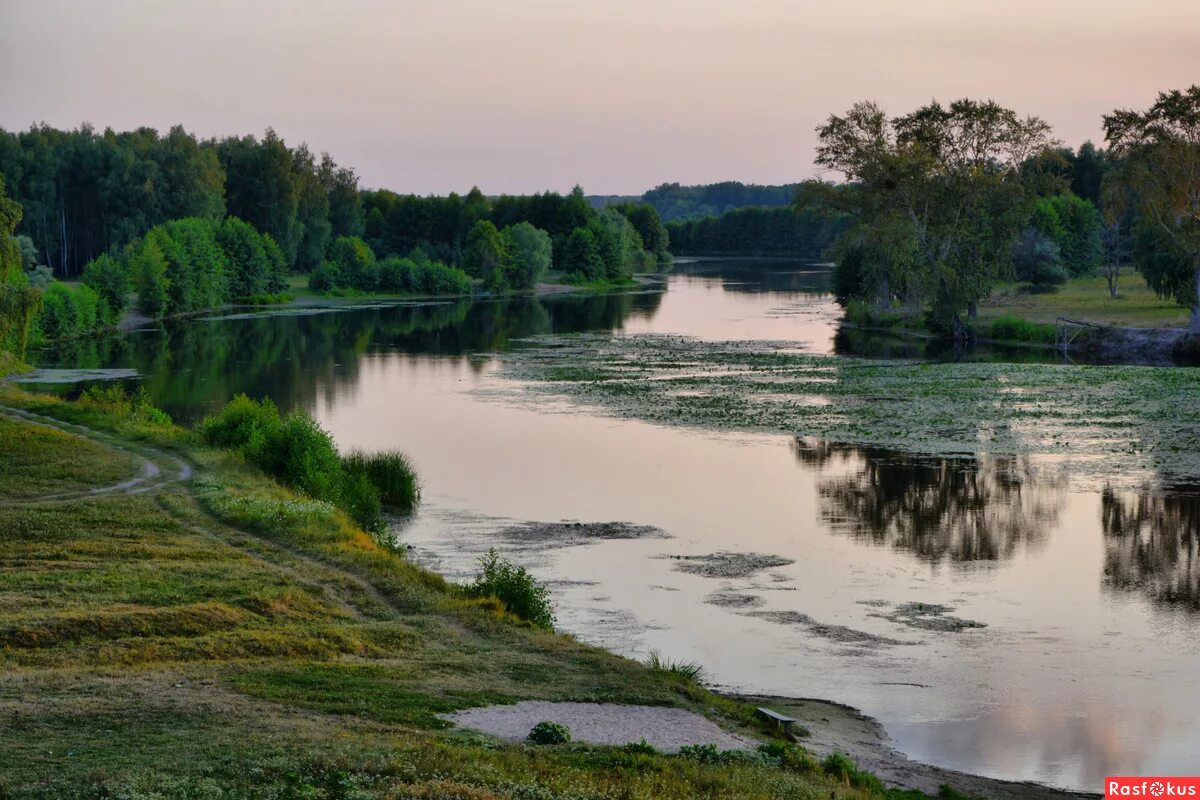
0,384,929,799
979,274,1190,329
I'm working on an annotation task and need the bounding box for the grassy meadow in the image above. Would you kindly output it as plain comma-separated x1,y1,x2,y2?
980,273,1190,329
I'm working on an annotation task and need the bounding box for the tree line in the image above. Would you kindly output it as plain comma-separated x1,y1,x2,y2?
361,187,671,288
815,87,1200,336
0,123,677,358
0,125,362,279
665,205,852,258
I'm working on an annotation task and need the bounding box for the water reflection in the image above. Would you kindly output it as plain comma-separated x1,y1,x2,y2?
34,290,664,423
793,438,1066,565
1102,486,1200,610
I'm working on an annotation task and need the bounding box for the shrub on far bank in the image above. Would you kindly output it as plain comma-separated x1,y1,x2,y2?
309,240,471,297
35,282,101,342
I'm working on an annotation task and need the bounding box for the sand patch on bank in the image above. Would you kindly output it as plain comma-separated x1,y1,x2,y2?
443,700,755,753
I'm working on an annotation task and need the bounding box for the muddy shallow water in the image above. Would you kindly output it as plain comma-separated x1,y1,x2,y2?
31,260,1200,792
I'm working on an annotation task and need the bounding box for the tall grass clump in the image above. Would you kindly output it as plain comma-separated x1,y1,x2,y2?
645,651,705,684
467,549,555,630
988,315,1057,345
342,449,420,512
196,395,420,534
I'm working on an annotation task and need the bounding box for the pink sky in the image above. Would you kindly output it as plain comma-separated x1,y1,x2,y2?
1,0,1197,195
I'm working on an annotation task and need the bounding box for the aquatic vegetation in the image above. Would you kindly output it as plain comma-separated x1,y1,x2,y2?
493,332,1200,488
867,602,987,632
663,551,796,579
342,449,421,512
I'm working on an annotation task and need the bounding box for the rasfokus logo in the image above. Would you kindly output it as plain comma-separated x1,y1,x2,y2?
1106,778,1200,798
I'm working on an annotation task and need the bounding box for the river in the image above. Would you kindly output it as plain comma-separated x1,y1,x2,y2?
27,259,1200,792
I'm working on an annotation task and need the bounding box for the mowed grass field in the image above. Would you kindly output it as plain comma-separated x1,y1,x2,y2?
980,272,1190,329
0,386,893,799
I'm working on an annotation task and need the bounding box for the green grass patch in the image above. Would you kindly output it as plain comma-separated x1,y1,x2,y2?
987,315,1057,346
0,416,138,499
981,272,1190,329
234,662,513,729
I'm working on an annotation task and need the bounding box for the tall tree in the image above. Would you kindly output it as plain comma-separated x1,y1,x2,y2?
217,129,301,269
816,98,1057,334
1104,86,1200,331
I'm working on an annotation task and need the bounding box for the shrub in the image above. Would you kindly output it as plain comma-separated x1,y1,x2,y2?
309,262,341,293
677,744,767,766
78,386,172,427
821,752,885,792
196,394,282,449
757,741,818,771
342,449,420,512
246,412,346,504
376,256,417,293
1012,227,1068,289
26,264,53,289
623,739,658,755
37,282,102,342
467,549,555,630
338,467,384,533
988,315,1057,345
82,253,131,323
526,721,570,745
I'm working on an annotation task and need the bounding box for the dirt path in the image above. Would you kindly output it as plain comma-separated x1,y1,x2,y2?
0,406,192,502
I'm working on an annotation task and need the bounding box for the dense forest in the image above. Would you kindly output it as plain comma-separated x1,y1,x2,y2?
588,181,803,223
0,124,674,354
665,205,851,258
818,88,1200,335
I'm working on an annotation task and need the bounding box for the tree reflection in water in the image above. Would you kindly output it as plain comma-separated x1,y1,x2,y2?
792,438,1066,566
1101,485,1200,610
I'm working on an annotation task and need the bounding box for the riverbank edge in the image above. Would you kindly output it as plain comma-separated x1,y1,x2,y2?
0,379,1087,798
737,695,1099,799
841,316,1200,364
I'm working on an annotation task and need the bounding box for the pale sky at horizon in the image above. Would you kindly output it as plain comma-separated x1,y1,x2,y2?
1,0,1197,195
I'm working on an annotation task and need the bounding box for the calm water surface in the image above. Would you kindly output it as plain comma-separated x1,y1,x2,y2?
31,260,1200,791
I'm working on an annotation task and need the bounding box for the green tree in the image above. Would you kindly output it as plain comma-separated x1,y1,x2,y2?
0,173,43,358
1104,86,1200,331
217,129,302,269
561,227,605,282
464,219,506,281
82,253,131,323
293,145,332,272
130,235,170,317
1012,227,1068,289
1031,193,1102,276
217,217,271,299
328,235,376,289
617,203,671,265
816,98,1056,335
502,222,552,290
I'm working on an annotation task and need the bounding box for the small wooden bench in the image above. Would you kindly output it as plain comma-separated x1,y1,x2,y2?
756,707,797,738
